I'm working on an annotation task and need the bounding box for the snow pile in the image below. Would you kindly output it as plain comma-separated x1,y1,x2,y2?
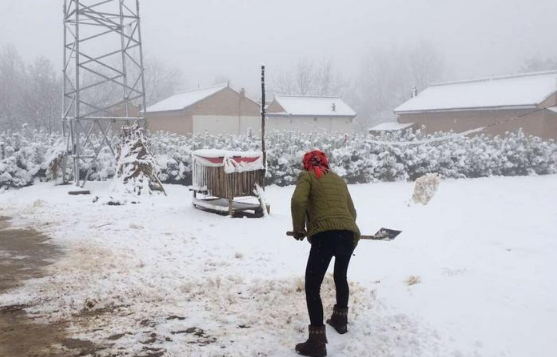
412,173,440,205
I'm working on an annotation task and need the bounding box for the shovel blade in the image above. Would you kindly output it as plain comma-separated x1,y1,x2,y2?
361,228,402,241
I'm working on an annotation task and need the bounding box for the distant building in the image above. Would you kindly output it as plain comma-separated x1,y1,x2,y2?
109,102,141,118
394,71,557,140
146,84,261,135
266,95,356,133
369,122,416,135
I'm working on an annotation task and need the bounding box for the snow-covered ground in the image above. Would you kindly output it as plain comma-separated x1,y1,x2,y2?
1,175,556,357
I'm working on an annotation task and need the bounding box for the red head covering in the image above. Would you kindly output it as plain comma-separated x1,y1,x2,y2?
303,150,330,179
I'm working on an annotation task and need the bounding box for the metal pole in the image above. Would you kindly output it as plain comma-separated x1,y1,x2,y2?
119,0,129,118
136,0,148,128
62,1,67,137
74,0,81,186
261,65,266,175
62,1,68,183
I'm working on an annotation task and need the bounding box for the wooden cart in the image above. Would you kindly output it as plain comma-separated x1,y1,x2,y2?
190,150,269,217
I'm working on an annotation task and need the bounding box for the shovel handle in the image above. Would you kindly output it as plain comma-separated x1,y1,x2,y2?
288,232,375,239
287,232,396,240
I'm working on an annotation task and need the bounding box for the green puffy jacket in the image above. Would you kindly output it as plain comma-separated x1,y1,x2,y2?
291,170,361,246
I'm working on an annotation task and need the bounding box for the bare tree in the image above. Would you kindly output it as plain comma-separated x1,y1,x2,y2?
408,41,446,91
272,58,345,96
68,54,184,116
272,67,295,95
521,57,557,72
349,41,446,130
0,45,188,133
315,60,345,96
212,74,230,86
294,59,314,95
21,57,62,133
143,55,185,106
351,47,405,128
0,45,26,131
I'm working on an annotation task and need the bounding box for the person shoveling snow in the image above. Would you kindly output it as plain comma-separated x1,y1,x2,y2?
290,150,361,357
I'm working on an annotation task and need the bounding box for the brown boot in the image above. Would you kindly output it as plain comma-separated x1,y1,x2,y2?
295,325,327,357
326,305,348,334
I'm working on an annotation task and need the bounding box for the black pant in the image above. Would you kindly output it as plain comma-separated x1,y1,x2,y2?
305,230,355,326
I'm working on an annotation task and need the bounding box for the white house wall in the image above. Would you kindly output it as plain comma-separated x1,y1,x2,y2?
193,115,261,135
240,116,262,134
267,116,353,134
331,117,354,133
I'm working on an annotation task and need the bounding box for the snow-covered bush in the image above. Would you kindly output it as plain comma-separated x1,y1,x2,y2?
1,127,557,190
112,124,164,197
0,128,64,189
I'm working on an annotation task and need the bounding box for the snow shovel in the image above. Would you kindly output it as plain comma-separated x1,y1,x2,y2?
286,228,401,241
360,228,402,241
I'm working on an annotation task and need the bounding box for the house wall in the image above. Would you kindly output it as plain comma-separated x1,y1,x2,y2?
266,100,285,113
108,104,147,133
267,116,353,133
240,116,262,134
396,93,557,140
539,92,557,109
331,117,354,133
193,115,261,135
147,110,192,135
543,110,557,138
146,87,262,135
109,103,140,118
397,108,557,140
186,87,260,117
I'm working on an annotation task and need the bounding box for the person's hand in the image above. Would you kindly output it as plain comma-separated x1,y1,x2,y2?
293,230,306,241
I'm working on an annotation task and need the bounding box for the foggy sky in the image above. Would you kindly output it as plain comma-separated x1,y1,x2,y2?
1,0,556,96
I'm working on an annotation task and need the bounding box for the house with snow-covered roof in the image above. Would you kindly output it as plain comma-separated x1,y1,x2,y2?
369,122,416,135
394,71,557,140
266,95,357,133
146,83,261,135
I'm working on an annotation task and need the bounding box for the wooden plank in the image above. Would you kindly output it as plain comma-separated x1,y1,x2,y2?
68,190,90,195
193,197,263,212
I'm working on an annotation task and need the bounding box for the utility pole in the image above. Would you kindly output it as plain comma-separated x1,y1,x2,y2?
261,64,267,184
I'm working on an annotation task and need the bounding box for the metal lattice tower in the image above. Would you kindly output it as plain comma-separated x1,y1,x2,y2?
62,0,146,187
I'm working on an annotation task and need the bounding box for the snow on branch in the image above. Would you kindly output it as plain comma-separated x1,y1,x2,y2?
1,127,557,190
109,123,165,201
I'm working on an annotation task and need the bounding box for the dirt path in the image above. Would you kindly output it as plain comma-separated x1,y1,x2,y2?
0,217,101,357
